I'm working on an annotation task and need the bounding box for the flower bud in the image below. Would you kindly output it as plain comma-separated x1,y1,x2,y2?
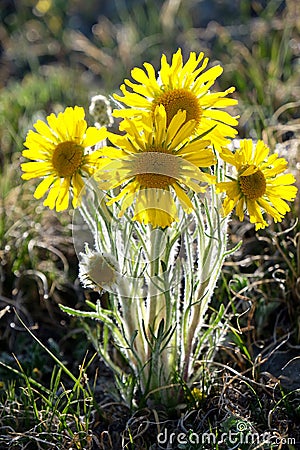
89,94,114,128
79,245,119,292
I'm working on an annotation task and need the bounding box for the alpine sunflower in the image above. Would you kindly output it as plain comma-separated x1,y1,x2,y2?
113,48,239,149
21,106,107,211
96,104,216,228
217,139,298,230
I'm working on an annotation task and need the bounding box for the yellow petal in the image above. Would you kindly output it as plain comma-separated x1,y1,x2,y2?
216,180,240,198
257,197,283,221
240,139,254,164
106,182,136,206
24,130,55,153
154,105,167,145
266,184,298,201
21,161,52,179
169,119,197,149
34,119,57,142
267,195,291,214
133,188,178,228
43,179,61,210
56,178,70,211
131,66,151,85
236,197,245,221
112,108,144,118
34,174,56,199
72,172,85,208
193,66,223,93
222,196,237,216
202,109,238,126
218,147,237,167
124,78,152,97
173,183,193,213
202,89,238,107
268,173,296,186
114,86,150,108
64,106,86,141
83,126,107,148
253,140,269,165
246,199,267,227
177,143,215,167
240,165,257,176
47,106,84,142
166,110,187,143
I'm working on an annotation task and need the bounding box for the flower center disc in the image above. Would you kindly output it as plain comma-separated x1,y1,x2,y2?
134,150,178,189
239,169,266,200
52,141,83,177
153,88,202,126
136,173,174,189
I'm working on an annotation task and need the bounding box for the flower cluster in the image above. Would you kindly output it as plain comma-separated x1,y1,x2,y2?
21,48,297,230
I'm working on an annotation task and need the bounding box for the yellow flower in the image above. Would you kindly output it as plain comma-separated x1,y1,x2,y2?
217,139,298,230
113,48,239,149
96,105,216,228
188,387,205,403
21,106,107,211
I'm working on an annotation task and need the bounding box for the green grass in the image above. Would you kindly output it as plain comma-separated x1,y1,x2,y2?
213,0,300,141
0,356,98,449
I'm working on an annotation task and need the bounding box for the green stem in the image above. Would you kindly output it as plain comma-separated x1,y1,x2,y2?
183,187,228,382
147,226,159,329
